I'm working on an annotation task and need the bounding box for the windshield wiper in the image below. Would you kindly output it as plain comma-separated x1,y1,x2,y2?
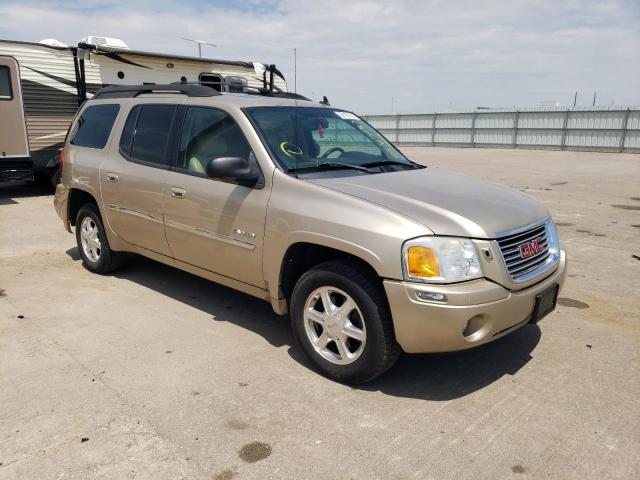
361,159,421,169
288,162,371,173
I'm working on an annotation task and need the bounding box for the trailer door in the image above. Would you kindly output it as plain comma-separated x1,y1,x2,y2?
0,56,30,179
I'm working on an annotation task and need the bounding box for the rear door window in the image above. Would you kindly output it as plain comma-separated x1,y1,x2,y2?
0,66,12,100
70,104,120,149
120,105,176,165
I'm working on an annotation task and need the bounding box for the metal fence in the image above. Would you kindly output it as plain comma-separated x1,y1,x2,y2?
362,106,640,153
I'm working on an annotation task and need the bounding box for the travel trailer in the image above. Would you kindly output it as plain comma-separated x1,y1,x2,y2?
0,37,287,185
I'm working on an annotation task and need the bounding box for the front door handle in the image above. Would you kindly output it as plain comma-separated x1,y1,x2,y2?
106,173,119,183
170,187,186,199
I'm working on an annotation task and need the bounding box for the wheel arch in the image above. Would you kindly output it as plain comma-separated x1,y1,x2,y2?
273,239,386,315
68,187,99,227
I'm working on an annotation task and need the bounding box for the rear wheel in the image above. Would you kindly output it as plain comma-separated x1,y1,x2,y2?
290,260,400,384
75,204,125,274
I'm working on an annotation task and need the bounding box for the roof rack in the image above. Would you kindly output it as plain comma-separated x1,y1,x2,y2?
92,83,220,99
171,80,311,101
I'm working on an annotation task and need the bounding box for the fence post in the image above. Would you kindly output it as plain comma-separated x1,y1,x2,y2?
620,108,631,152
431,113,437,146
513,110,519,148
560,109,570,151
471,111,477,146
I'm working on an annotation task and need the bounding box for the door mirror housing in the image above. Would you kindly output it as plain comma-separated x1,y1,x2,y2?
205,156,260,187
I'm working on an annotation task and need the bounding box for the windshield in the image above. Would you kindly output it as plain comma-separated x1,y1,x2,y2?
245,106,414,173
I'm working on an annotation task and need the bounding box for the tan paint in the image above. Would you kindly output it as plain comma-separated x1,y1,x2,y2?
0,56,29,158
98,99,174,257
384,252,567,352
55,93,567,354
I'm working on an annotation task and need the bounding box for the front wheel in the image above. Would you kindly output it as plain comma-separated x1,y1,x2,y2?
290,260,400,384
75,204,126,274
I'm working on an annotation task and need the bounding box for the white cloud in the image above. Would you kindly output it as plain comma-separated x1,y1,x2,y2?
0,0,638,112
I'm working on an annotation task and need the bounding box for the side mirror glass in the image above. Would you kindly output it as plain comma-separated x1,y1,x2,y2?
205,156,259,187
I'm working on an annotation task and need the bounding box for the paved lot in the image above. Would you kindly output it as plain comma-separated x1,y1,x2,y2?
1,147,639,480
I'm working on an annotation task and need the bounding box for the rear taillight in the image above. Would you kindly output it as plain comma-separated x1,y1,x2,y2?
59,148,64,174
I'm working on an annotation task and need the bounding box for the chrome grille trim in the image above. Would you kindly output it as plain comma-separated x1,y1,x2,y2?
503,238,549,259
496,219,558,283
498,225,546,248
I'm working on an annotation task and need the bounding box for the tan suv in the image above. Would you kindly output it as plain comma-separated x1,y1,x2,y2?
54,83,567,383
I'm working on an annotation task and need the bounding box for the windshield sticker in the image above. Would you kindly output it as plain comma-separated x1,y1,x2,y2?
335,111,358,120
280,141,303,158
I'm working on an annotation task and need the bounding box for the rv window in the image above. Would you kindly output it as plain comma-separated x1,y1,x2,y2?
70,104,120,149
226,76,247,93
0,66,13,100
199,73,223,92
128,105,177,165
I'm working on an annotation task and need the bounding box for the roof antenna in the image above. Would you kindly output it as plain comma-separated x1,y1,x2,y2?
320,96,330,106
294,47,297,94
181,38,216,57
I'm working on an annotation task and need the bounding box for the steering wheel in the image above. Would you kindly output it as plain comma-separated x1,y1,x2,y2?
321,147,345,158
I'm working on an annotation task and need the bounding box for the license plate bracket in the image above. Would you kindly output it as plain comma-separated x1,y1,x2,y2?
530,283,559,324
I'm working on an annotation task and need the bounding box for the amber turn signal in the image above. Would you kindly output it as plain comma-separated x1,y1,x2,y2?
407,246,440,278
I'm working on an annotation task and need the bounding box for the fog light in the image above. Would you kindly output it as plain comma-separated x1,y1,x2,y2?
416,291,448,303
463,314,487,341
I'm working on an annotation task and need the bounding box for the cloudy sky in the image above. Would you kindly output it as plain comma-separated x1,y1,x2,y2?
0,0,638,113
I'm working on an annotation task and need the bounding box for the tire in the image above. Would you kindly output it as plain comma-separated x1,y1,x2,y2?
75,203,126,274
290,260,401,384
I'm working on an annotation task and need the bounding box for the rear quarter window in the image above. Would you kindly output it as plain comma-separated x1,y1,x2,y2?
70,104,120,149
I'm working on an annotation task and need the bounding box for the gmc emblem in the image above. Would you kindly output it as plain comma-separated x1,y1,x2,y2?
519,237,544,259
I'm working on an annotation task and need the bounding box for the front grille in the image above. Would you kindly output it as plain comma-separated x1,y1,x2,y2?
497,222,550,282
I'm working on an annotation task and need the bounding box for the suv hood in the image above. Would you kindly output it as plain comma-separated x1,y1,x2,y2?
308,167,549,238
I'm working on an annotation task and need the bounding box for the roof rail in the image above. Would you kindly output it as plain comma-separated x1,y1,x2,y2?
92,83,220,99
171,80,311,101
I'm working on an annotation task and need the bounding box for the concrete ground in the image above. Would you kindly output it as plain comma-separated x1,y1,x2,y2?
1,147,639,480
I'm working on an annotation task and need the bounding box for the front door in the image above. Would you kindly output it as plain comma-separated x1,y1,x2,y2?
0,56,29,164
100,102,177,257
163,106,269,288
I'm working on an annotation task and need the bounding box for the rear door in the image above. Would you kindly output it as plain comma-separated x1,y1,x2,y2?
99,102,177,257
0,56,29,162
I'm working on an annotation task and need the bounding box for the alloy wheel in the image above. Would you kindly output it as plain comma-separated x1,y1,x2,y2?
303,286,367,365
80,216,101,263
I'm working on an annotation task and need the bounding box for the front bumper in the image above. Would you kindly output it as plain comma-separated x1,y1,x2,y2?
384,250,567,353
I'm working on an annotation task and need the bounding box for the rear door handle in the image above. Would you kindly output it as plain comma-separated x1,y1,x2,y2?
106,173,119,182
170,187,186,199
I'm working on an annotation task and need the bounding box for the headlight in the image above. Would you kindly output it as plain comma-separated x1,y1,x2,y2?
402,237,482,283
546,218,561,263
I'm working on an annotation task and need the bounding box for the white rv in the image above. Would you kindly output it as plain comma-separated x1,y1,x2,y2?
0,37,287,185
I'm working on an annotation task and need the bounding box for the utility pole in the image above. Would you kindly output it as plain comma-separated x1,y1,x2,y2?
592,91,597,106
294,48,297,94
573,91,577,107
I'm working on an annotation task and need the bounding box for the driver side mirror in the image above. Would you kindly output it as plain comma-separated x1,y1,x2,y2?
205,156,260,187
